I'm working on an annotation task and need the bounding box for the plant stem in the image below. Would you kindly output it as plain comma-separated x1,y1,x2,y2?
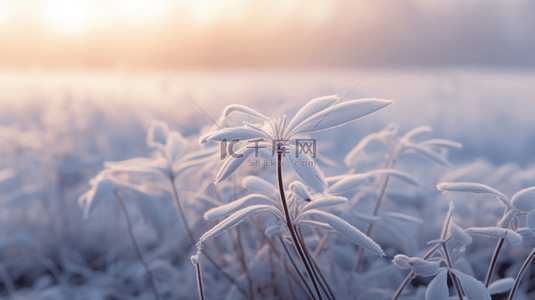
392,242,441,300
277,152,323,300
114,190,159,300
485,238,505,287
508,246,535,300
168,176,251,299
296,226,336,300
280,237,315,299
355,157,396,271
195,260,205,300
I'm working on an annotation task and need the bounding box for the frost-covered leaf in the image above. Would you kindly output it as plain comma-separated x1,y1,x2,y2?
419,139,463,150
354,213,383,223
297,220,334,231
449,221,472,245
488,277,514,295
450,269,491,300
214,146,255,184
204,194,281,220
80,177,114,218
497,207,518,229
299,195,347,215
441,202,455,240
511,186,535,212
198,205,280,246
303,209,384,256
406,143,452,168
288,98,393,136
166,131,188,162
401,126,432,143
408,257,440,277
329,173,368,194
222,104,269,120
383,212,423,224
343,123,399,166
425,269,449,300
285,95,339,135
147,120,168,149
464,227,523,246
265,220,285,236
242,176,277,193
289,181,311,201
392,254,411,269
173,155,214,177
526,210,535,237
104,157,169,177
437,182,509,207
366,169,421,186
288,146,325,192
199,126,264,144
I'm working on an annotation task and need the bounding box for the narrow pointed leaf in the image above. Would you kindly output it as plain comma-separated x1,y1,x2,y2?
303,209,384,256
441,202,454,240
288,146,326,192
366,169,421,186
437,182,509,207
286,95,339,136
222,104,269,120
198,205,280,246
242,176,277,193
344,132,380,166
425,269,449,300
199,126,264,144
104,157,168,175
204,194,281,220
449,221,472,245
401,125,432,143
289,181,311,201
497,207,518,228
81,178,114,218
488,277,514,295
297,220,334,231
330,173,368,194
166,131,188,162
408,257,440,277
419,139,463,150
354,213,383,223
383,212,423,224
289,98,393,136
511,186,535,212
299,196,347,215
526,210,535,237
464,227,523,246
450,269,491,300
407,143,452,168
214,146,255,184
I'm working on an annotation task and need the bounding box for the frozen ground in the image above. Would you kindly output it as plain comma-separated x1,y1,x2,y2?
1,67,535,299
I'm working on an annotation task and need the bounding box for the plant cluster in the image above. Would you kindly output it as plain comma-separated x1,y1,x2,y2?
2,95,535,300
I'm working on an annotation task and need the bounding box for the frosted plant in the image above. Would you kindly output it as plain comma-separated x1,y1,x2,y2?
196,179,384,300
503,186,535,300
198,96,392,300
338,123,461,270
437,182,528,293
393,202,521,300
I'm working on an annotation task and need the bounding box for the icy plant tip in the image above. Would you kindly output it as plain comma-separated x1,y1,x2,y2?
198,95,393,190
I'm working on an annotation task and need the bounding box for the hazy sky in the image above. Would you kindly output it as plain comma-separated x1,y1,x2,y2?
1,0,534,69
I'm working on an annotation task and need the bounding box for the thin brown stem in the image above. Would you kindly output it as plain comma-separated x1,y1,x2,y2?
277,152,323,300
236,224,254,298
280,237,315,299
195,260,205,300
508,246,535,300
485,238,505,287
355,157,396,271
114,190,159,300
168,177,250,299
296,227,336,300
